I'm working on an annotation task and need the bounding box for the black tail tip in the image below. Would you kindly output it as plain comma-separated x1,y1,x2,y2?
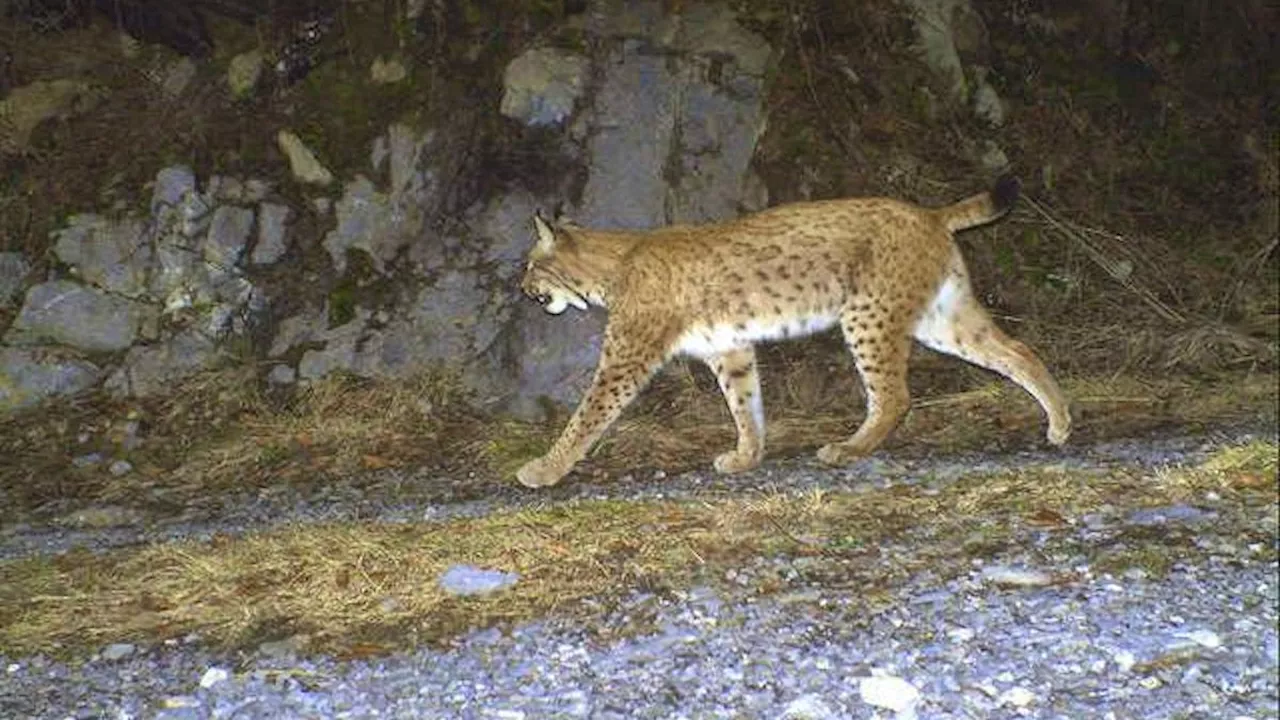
992,174,1021,213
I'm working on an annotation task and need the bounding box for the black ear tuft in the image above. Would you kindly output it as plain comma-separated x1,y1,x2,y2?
992,175,1021,214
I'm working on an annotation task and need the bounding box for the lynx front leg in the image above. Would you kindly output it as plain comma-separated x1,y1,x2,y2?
705,347,765,474
517,326,668,488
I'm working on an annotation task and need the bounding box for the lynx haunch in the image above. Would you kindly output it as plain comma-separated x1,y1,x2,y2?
517,176,1071,488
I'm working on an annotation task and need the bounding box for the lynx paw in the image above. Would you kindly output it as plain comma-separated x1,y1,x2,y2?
713,449,762,474
815,441,868,466
516,456,567,488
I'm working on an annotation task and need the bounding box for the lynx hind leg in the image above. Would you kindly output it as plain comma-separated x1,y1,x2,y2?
517,323,669,488
913,270,1072,446
817,301,915,466
705,347,765,474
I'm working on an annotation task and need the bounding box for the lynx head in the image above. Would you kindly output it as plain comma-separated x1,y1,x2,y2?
520,213,593,315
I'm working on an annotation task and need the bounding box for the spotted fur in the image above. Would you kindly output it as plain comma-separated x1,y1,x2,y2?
516,176,1071,487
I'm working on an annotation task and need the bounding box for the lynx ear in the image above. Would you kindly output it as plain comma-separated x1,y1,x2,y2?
532,212,558,252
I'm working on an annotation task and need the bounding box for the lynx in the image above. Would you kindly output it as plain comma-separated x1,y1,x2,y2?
516,176,1071,488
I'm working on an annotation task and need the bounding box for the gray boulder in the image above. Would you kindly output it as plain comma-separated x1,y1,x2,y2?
672,2,774,76
324,176,400,274
472,191,539,278
52,214,152,297
506,303,605,420
151,165,198,216
203,206,254,269
297,311,370,380
252,203,291,265
500,48,589,127
325,124,438,275
405,269,507,362
0,347,101,413
269,308,328,358
104,330,220,397
7,281,157,352
901,0,991,105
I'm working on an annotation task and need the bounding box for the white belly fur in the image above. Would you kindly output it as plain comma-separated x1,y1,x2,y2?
674,312,840,358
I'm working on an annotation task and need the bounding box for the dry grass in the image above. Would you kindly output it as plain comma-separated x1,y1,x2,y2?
2,439,1273,659
165,371,468,490
2,360,1275,520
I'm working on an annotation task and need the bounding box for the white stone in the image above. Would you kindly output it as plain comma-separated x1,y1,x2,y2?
981,565,1054,588
101,643,135,660
227,50,264,98
370,57,408,84
998,687,1036,708
162,58,197,98
1113,649,1137,672
780,694,840,719
199,667,230,689
972,77,1006,126
1174,629,1223,649
901,0,968,101
277,130,333,186
859,674,921,714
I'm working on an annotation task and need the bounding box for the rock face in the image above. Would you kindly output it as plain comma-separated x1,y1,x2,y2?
0,0,1019,421
0,1,778,419
0,161,293,411
499,0,774,416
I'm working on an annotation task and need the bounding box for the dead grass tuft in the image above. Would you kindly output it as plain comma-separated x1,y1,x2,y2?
166,370,473,491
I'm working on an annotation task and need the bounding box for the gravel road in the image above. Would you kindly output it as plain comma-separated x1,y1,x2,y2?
2,426,1277,719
